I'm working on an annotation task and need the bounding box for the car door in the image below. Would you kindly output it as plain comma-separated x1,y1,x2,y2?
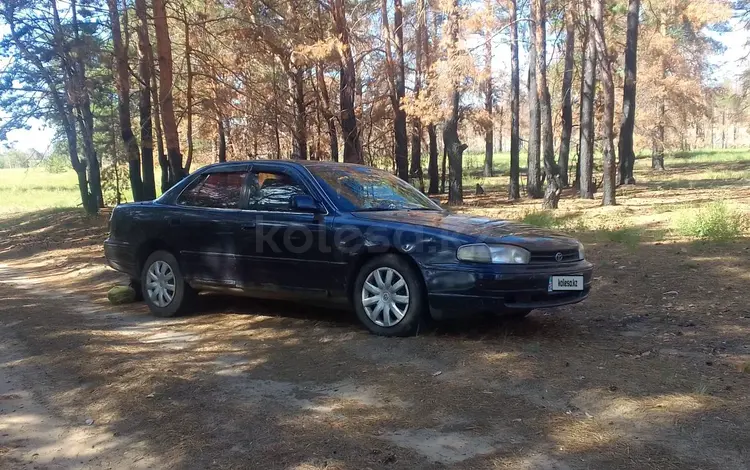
236,163,340,297
171,166,250,286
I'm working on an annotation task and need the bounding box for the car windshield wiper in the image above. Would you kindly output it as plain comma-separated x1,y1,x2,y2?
354,205,437,212
352,207,398,212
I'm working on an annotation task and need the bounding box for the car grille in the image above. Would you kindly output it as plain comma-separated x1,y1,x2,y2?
530,249,579,264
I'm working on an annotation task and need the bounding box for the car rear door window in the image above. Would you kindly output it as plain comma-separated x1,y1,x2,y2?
178,172,247,209
247,171,306,212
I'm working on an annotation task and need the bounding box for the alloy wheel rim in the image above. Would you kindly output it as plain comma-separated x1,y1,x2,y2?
361,267,410,327
146,260,176,308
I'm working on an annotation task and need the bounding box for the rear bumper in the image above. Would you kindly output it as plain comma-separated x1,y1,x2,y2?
103,239,138,278
422,260,593,320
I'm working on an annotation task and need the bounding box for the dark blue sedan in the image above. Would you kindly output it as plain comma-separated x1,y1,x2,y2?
104,160,593,336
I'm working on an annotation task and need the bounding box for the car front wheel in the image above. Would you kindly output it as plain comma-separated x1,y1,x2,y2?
141,250,193,317
354,254,425,336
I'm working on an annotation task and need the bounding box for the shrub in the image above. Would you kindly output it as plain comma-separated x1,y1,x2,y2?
674,202,747,241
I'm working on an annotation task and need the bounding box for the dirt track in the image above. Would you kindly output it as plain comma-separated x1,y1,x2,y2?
1,210,750,469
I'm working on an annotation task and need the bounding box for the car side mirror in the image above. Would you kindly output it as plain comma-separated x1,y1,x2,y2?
429,197,442,207
291,194,322,213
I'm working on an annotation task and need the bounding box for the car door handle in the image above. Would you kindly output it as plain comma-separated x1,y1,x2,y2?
241,223,256,231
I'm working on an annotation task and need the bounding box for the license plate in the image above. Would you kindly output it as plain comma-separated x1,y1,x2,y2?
549,275,584,292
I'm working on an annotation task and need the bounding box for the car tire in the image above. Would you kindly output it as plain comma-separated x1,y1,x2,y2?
129,278,144,302
353,254,425,337
140,250,194,317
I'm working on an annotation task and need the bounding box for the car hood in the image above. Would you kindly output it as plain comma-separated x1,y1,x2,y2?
352,210,580,251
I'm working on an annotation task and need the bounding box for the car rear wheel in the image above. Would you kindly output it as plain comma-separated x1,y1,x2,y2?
354,254,425,336
141,250,194,317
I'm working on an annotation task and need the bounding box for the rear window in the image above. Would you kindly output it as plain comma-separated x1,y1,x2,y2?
178,172,246,209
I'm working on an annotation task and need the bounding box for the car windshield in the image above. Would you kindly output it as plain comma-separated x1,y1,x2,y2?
308,165,441,212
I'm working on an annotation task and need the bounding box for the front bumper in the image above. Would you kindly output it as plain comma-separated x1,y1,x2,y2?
422,260,594,320
103,239,138,278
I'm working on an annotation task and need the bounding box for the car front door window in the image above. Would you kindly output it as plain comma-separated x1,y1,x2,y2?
246,171,306,212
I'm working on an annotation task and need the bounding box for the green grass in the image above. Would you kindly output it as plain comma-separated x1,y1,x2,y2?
667,148,750,165
521,210,559,228
521,210,664,250
0,168,80,213
463,152,512,176
673,201,748,241
599,227,643,249
519,210,585,230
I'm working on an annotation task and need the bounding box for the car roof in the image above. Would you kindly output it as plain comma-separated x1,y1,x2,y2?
198,159,376,172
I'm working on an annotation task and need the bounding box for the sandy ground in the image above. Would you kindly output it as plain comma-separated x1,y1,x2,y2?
0,209,749,469
1,151,750,469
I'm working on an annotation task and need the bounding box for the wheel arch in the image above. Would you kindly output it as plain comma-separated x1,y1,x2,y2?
346,249,429,306
135,239,179,277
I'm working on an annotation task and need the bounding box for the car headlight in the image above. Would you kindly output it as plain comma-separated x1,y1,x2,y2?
577,242,585,260
456,243,530,264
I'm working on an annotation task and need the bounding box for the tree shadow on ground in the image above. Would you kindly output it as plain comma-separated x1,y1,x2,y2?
2,209,750,469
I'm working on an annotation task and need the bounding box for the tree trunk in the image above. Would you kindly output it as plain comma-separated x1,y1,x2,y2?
63,104,92,212
271,60,282,159
71,0,102,208
68,116,92,212
428,125,439,194
410,124,423,191
64,107,92,212
135,0,156,199
444,0,464,205
653,100,666,170
183,7,195,172
508,0,520,200
394,0,408,179
316,64,339,162
498,106,504,152
291,67,308,159
444,105,466,205
382,0,408,179
108,0,143,202
150,65,169,193
618,0,639,185
425,3,439,195
592,0,616,206
579,0,597,199
653,11,666,170
153,0,183,182
533,0,562,209
574,26,586,190
441,145,447,194
330,0,363,163
110,104,122,204
217,119,227,162
526,16,542,199
483,0,493,178
410,0,425,191
558,3,575,188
